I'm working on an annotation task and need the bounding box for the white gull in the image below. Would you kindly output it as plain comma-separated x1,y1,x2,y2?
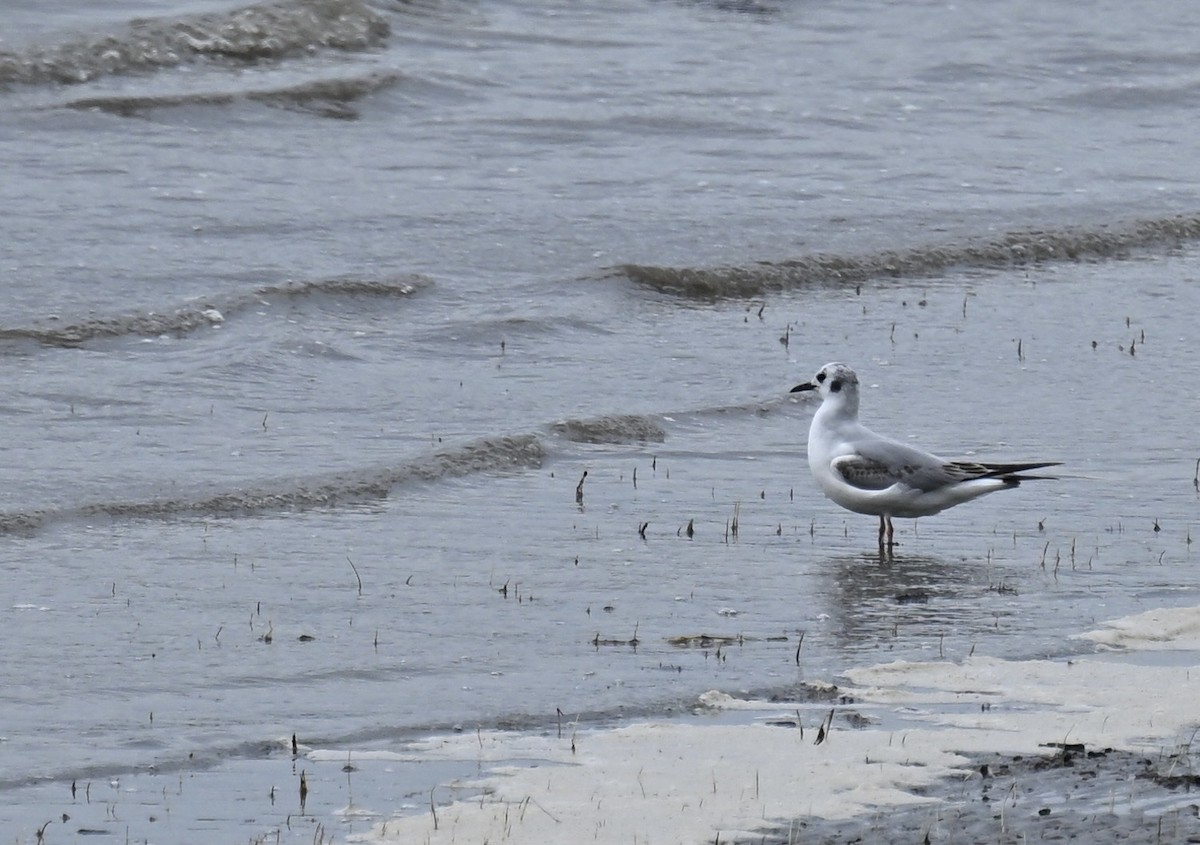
791,362,1059,551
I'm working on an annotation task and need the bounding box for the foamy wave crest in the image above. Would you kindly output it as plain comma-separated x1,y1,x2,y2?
551,414,667,444
618,214,1200,298
0,0,389,86
0,275,427,347
0,434,544,534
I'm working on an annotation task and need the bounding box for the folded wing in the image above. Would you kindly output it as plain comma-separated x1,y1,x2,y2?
832,445,1060,493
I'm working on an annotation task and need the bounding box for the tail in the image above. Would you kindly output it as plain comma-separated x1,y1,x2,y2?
978,461,1062,484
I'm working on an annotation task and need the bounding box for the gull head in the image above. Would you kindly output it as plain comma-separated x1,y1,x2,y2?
790,362,861,414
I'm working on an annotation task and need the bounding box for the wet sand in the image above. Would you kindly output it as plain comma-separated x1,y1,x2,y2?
23,722,1200,844
348,606,1200,845
767,746,1200,844
11,606,1200,844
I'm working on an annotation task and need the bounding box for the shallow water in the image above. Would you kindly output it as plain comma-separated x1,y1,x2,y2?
3,0,1200,841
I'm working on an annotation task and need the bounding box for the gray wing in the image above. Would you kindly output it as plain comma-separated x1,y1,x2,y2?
829,454,911,490
832,439,988,493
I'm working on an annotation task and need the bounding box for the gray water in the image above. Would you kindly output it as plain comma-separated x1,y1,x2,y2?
3,0,1200,841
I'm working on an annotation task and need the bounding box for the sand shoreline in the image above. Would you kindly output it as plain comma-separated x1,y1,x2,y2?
11,607,1200,844
759,744,1200,844
354,606,1200,844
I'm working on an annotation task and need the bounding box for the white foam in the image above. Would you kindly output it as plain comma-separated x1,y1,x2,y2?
1078,604,1200,650
353,605,1200,845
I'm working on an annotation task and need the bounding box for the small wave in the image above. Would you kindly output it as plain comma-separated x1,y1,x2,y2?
0,434,544,535
255,276,430,301
617,214,1200,298
62,70,402,119
551,414,667,444
0,0,389,87
0,275,427,348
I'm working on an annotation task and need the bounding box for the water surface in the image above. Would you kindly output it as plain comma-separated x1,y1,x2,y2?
3,0,1200,840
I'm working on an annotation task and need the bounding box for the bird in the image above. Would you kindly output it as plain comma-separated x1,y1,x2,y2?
790,362,1059,552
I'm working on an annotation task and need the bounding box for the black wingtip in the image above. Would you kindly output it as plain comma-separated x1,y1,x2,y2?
985,461,1063,483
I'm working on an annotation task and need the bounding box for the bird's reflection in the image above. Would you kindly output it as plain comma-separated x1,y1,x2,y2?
821,551,1013,659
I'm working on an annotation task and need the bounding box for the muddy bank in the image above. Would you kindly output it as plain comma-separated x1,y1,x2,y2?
764,744,1200,845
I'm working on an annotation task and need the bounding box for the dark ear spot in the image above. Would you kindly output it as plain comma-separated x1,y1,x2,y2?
830,379,842,393
816,371,826,383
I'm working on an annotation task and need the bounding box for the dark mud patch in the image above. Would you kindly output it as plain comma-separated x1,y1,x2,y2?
753,745,1200,844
